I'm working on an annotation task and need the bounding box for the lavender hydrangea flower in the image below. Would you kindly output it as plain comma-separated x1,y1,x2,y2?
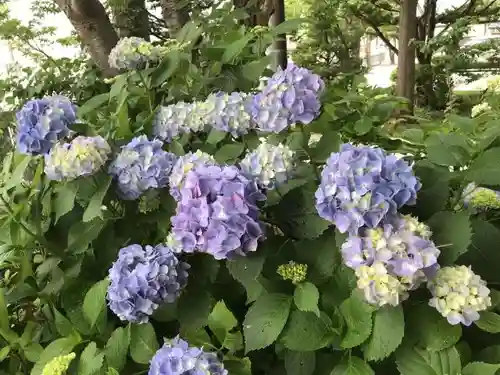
109,135,177,200
107,244,189,323
109,37,164,70
169,150,216,201
44,136,111,181
171,165,266,260
204,91,253,137
428,265,491,326
240,140,294,189
315,144,421,234
250,63,324,133
149,337,227,375
16,96,77,155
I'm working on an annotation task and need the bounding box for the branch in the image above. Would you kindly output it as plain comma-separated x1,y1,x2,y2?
355,11,399,55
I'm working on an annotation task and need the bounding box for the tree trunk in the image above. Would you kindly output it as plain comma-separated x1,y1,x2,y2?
159,0,189,35
53,0,119,77
109,0,150,40
233,0,273,27
396,0,417,112
269,0,287,70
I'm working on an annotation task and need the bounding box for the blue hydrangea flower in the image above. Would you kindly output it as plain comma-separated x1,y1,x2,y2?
149,336,227,375
44,136,111,181
250,63,324,133
240,139,294,189
204,91,253,137
107,244,190,323
428,265,491,326
462,182,500,211
171,165,266,260
16,96,77,155
109,136,177,200
169,151,216,201
109,37,164,70
315,144,421,234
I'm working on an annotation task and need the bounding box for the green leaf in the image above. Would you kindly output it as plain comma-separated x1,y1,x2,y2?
284,350,315,375
271,18,307,34
152,50,181,87
280,310,335,351
54,183,78,223
395,346,461,375
109,74,128,98
129,323,158,364
82,279,109,327
310,131,340,163
178,288,212,329
425,133,470,167
78,342,104,375
241,56,271,81
330,356,374,375
294,282,320,317
53,308,77,337
83,175,111,222
4,156,30,190
462,362,500,375
354,118,373,135
427,211,471,265
206,128,227,145
224,356,252,375
339,293,374,349
169,139,185,156
176,21,203,44
208,300,238,344
243,293,292,352
466,147,500,185
214,143,245,163
226,251,266,303
222,35,253,63
363,305,404,361
67,219,105,253
30,336,81,375
477,345,500,364
78,93,109,117
475,311,500,333
0,289,9,331
0,346,10,362
105,326,130,371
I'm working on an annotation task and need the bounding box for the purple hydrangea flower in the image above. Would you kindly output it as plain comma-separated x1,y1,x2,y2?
171,165,266,260
149,337,227,375
16,96,77,155
107,244,189,323
315,144,421,234
109,135,177,200
204,91,253,137
250,63,324,133
44,136,111,181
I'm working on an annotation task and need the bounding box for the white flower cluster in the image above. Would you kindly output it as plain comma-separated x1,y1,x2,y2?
471,102,492,118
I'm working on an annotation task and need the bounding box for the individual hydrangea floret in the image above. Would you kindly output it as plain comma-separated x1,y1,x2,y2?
428,265,491,326
169,150,216,201
250,63,324,133
204,91,253,137
16,95,77,155
462,182,500,211
165,232,183,253
171,165,266,260
109,135,177,200
240,139,294,189
277,261,307,284
42,353,76,375
44,136,111,181
315,144,421,234
107,243,189,323
109,37,164,70
149,337,227,375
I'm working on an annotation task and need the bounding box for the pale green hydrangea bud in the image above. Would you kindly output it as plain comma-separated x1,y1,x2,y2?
471,102,491,117
428,265,491,326
277,261,307,284
42,353,76,375
463,182,500,210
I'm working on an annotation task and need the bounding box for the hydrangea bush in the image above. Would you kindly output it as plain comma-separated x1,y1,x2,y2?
3,18,500,375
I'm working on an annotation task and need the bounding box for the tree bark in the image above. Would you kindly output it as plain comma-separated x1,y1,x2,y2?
53,0,119,77
159,0,189,35
269,0,287,70
396,0,417,112
109,0,150,40
233,0,273,26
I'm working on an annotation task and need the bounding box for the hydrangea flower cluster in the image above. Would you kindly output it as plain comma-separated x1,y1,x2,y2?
250,63,324,133
204,91,253,137
471,102,492,118
428,265,491,326
152,101,206,142
149,337,227,375
16,95,77,155
341,215,440,306
44,136,111,181
277,261,308,284
240,140,294,189
462,182,500,211
42,352,75,375
315,144,421,234
109,37,165,70
107,243,189,323
169,150,216,201
171,165,266,260
109,136,177,200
